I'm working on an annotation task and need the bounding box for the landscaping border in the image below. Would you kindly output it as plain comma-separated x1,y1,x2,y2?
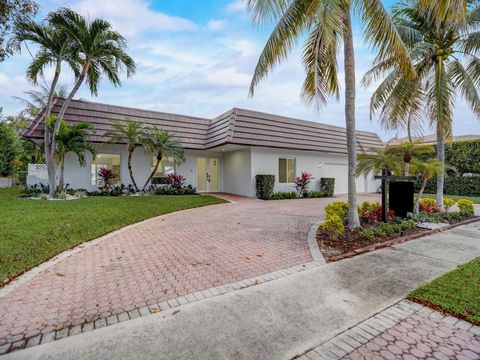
324,216,480,262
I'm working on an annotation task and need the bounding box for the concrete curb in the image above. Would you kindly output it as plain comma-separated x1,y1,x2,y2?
307,220,327,264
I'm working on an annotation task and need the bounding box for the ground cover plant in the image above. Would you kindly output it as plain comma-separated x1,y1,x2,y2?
409,257,480,324
0,188,226,284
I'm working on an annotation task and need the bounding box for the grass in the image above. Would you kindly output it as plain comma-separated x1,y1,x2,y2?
0,188,227,283
422,193,480,204
408,257,480,324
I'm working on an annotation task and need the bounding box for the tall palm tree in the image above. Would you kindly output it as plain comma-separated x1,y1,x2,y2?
104,119,145,192
14,20,78,196
364,0,480,212
357,147,404,176
16,8,136,196
386,141,434,175
52,120,96,191
141,127,185,191
246,0,414,229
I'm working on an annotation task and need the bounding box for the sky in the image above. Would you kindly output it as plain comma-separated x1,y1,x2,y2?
1,0,480,140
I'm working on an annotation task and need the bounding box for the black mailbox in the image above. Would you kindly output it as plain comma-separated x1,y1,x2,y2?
389,181,414,218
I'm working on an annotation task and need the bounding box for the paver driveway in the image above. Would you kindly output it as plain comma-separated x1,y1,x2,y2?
0,193,379,350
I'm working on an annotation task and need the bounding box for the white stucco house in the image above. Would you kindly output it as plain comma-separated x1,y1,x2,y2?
24,99,383,197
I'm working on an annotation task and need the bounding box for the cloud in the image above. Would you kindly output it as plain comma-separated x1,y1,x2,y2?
219,38,256,57
71,0,197,37
226,0,246,13
207,20,227,31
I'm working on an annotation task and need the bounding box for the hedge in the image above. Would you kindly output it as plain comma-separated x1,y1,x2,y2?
415,175,480,197
417,140,480,174
255,174,275,200
320,178,335,197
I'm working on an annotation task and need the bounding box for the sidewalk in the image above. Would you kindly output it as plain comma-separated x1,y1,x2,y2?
3,222,480,360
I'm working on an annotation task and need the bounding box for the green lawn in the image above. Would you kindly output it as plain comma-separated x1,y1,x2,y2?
0,188,227,284
422,193,480,204
408,257,480,324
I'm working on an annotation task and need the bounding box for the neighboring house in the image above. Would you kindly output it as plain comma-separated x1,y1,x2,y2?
23,99,383,196
388,134,480,145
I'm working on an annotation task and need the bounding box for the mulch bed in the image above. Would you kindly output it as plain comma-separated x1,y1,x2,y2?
317,216,480,262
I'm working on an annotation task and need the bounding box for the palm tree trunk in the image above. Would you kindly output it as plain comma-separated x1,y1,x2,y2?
343,9,361,230
436,126,445,212
142,156,161,191
59,156,65,191
128,149,139,191
46,61,61,197
414,175,428,214
50,63,89,171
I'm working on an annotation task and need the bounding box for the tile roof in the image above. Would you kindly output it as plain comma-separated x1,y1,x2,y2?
388,134,480,145
24,98,384,154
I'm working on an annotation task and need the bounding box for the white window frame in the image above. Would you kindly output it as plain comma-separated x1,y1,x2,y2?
150,156,176,179
278,157,296,184
91,153,122,186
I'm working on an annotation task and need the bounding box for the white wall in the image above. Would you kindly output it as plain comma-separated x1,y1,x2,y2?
250,147,377,196
222,148,251,196
176,149,224,191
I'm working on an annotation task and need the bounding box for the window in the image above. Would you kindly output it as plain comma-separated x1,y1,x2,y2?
91,154,121,185
151,156,175,183
278,158,296,183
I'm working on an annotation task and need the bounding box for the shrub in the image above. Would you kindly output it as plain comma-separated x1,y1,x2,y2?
97,167,116,193
321,214,345,240
294,171,314,197
419,198,440,214
39,193,49,200
270,191,298,200
146,184,197,195
55,191,68,200
359,202,395,224
166,173,185,190
73,190,87,198
360,228,376,240
409,211,442,223
416,175,480,197
320,178,335,197
303,190,325,198
442,212,462,223
325,201,349,219
443,197,456,212
255,175,275,200
20,183,50,196
457,199,474,217
400,219,417,231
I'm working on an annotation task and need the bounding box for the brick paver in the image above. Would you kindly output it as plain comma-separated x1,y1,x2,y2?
0,194,378,352
342,310,480,360
298,300,480,360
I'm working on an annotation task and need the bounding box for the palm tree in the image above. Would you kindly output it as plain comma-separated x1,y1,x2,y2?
53,120,96,191
104,119,145,192
16,8,136,196
357,147,404,177
13,84,68,120
364,0,480,212
386,141,434,175
141,127,185,191
411,158,444,213
246,0,414,229
14,20,78,196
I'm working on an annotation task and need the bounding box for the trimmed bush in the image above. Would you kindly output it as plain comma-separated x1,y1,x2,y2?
325,201,349,219
320,178,335,197
270,191,298,200
443,197,456,211
321,214,345,239
255,174,275,200
457,199,474,217
303,190,325,198
416,175,480,197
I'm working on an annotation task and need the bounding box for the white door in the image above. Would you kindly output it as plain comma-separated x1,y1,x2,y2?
196,157,219,192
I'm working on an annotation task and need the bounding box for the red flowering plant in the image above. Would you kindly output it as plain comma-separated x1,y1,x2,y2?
419,198,441,214
166,173,186,190
359,201,395,225
97,167,116,192
294,171,314,197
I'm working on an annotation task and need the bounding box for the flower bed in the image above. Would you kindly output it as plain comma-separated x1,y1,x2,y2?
317,199,478,261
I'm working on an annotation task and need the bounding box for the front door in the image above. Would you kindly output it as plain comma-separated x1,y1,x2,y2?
196,157,219,192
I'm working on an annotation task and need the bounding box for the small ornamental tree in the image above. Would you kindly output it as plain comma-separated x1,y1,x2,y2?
166,173,185,190
294,171,313,197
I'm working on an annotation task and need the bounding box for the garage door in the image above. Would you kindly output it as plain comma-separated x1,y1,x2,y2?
321,163,348,194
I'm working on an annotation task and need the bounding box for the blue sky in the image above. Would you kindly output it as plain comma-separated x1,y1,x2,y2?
1,0,479,140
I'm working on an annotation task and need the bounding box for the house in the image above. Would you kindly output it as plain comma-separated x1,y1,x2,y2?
24,99,383,196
